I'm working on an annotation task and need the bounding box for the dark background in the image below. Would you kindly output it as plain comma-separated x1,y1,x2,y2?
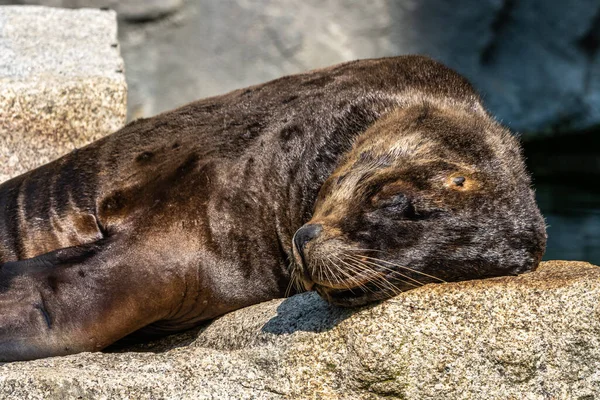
2,0,599,263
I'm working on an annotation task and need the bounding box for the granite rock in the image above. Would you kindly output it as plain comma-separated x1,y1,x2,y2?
0,6,126,182
1,260,598,399
1,0,183,21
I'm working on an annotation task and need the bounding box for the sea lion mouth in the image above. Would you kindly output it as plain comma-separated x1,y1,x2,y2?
314,283,390,307
295,261,387,294
303,269,395,307
291,248,410,302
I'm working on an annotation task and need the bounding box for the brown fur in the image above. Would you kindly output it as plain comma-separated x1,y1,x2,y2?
0,56,545,361
295,103,545,305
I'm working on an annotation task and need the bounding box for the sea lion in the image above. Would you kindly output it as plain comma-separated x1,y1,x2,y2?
0,56,546,362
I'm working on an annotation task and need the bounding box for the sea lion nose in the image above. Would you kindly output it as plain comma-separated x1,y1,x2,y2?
293,224,323,255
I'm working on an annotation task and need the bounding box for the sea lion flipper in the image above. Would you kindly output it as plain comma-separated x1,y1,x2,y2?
0,238,183,361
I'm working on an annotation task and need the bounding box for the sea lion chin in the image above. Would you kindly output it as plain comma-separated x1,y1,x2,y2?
0,55,545,361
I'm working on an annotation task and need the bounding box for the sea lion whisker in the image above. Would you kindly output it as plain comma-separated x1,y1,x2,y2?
321,258,338,285
341,256,406,295
285,264,298,297
330,255,375,293
328,255,364,290
346,254,424,287
344,254,424,287
317,259,328,284
286,273,299,297
292,266,306,294
345,258,413,297
344,259,406,293
340,245,444,282
333,255,399,295
326,256,347,286
340,246,446,282
332,254,372,280
352,254,446,283
371,274,403,297
328,255,375,294
321,257,340,286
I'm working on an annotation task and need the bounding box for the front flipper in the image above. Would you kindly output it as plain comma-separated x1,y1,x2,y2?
0,238,187,362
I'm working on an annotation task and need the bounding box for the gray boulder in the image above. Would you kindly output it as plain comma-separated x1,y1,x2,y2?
1,260,598,399
1,0,183,20
0,6,127,182
89,0,600,135
2,1,597,135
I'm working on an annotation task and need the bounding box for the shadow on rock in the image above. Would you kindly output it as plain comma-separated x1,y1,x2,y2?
261,291,374,335
104,323,210,354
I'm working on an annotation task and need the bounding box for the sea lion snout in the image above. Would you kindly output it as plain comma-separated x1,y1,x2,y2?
293,224,322,256
292,223,323,269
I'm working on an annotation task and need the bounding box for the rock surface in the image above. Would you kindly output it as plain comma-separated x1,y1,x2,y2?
1,0,183,21
0,6,126,182
0,260,598,399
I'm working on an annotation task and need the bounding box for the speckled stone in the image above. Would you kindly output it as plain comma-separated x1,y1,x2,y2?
0,261,598,399
0,6,126,182
2,1,184,21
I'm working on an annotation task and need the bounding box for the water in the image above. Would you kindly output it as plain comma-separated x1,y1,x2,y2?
524,131,600,265
535,183,600,264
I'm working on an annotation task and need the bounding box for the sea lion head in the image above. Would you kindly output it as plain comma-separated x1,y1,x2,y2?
291,102,547,306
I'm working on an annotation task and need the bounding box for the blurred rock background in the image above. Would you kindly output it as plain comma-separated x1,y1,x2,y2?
1,0,599,262
2,0,598,135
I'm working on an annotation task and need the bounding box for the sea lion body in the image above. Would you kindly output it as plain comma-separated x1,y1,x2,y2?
0,56,546,361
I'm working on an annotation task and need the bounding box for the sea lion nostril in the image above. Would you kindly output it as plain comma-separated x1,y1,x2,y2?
293,224,323,254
